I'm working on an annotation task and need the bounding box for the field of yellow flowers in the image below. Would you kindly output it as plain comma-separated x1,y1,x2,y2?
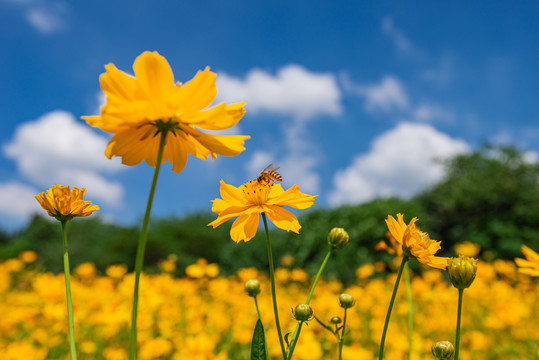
1,251,537,360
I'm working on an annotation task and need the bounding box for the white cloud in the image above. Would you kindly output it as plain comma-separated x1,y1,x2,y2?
329,122,469,206
216,64,342,120
0,182,41,218
354,76,409,113
381,16,414,54
25,5,66,34
5,0,68,34
412,103,455,123
3,110,124,206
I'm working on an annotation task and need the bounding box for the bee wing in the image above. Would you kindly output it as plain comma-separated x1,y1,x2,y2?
261,163,274,172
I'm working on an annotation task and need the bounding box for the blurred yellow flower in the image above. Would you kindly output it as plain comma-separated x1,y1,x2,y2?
385,213,447,269
82,51,249,173
515,245,539,277
35,184,99,221
18,250,38,264
454,241,481,257
185,258,219,278
375,231,403,256
208,179,317,243
75,262,97,278
105,264,128,279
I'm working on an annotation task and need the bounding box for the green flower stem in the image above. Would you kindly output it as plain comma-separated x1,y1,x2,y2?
286,249,333,360
338,308,348,360
254,295,262,320
61,220,77,360
378,255,409,360
261,213,287,359
454,288,464,360
404,262,413,360
129,131,168,360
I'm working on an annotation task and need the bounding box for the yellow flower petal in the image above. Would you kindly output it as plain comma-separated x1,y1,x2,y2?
174,66,217,114
133,51,175,101
268,184,317,209
265,206,301,233
230,214,259,243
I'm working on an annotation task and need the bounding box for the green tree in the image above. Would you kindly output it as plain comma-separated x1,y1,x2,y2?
419,145,539,258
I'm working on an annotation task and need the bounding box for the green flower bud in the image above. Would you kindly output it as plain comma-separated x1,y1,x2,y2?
431,341,455,359
244,279,261,297
447,256,478,289
330,316,342,325
328,227,350,250
293,304,313,321
339,293,355,309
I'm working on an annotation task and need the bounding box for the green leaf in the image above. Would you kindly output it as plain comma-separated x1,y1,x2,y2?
250,319,266,360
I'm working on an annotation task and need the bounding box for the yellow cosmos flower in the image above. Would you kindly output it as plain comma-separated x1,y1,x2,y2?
35,184,99,221
515,245,539,277
385,213,447,269
208,179,317,243
82,51,249,173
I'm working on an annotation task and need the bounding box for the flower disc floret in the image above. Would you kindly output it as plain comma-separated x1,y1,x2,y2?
35,184,99,222
208,179,317,243
385,213,447,269
82,51,250,173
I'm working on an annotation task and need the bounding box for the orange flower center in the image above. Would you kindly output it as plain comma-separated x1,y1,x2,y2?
241,180,273,205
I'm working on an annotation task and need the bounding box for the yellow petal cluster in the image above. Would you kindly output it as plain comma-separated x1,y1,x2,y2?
385,213,447,269
208,180,317,243
34,184,99,221
515,245,539,277
82,51,249,173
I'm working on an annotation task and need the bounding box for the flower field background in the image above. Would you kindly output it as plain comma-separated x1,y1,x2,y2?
1,254,538,360
1,145,539,359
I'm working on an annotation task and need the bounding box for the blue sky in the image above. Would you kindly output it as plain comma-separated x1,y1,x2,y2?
1,0,538,230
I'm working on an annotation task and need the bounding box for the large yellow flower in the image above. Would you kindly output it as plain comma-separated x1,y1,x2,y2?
82,51,249,173
35,184,99,221
385,213,447,269
208,180,317,243
515,245,539,277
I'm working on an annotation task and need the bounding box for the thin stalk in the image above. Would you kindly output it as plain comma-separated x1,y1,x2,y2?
286,249,333,360
338,308,348,360
261,213,287,359
128,131,168,360
404,262,413,359
61,220,77,360
454,288,464,360
254,295,262,320
378,256,409,360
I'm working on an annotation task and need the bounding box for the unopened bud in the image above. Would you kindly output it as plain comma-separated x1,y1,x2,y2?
330,316,342,325
328,227,349,250
244,279,261,297
339,293,355,309
293,304,313,321
431,341,455,359
447,256,478,289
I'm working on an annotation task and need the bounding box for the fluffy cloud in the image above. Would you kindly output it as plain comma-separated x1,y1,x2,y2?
329,122,469,206
216,64,342,120
0,182,41,218
353,76,409,113
3,110,124,207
